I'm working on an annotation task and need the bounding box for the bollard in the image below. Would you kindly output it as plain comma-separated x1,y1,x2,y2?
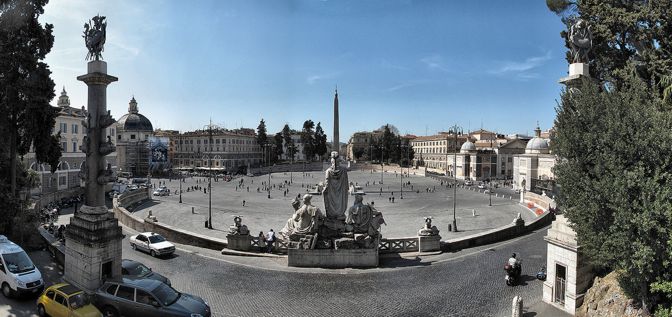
472,209,476,217
511,295,523,317
448,224,452,232
204,220,208,228
192,207,195,214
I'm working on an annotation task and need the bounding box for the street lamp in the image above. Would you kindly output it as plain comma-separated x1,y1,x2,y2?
380,145,384,185
203,121,215,229
448,124,463,232
399,144,409,199
262,143,275,199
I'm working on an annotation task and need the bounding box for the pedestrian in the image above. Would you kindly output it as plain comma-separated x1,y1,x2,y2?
388,197,391,202
247,186,249,192
266,229,276,253
258,231,266,252
392,196,395,203
243,200,246,207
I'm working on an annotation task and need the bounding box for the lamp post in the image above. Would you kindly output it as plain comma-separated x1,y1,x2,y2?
204,121,214,229
380,145,384,185
262,143,274,199
448,124,463,232
399,144,408,199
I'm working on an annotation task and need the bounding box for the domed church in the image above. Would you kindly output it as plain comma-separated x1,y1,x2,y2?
512,124,557,193
115,97,154,177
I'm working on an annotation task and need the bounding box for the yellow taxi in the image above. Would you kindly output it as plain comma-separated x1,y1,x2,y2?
36,283,102,317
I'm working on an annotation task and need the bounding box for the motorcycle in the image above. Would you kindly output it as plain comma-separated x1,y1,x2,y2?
504,261,522,286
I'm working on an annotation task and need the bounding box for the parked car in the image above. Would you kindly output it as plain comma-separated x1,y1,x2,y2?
121,259,171,286
464,180,473,186
0,235,44,298
477,183,486,189
129,232,175,257
152,187,169,196
36,283,102,317
93,277,210,317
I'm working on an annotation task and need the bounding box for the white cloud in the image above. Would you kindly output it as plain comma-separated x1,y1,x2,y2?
420,54,450,72
306,72,339,85
492,51,552,74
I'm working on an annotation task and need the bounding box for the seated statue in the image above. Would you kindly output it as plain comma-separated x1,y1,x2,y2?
281,194,324,239
418,217,439,236
345,194,385,236
228,216,249,236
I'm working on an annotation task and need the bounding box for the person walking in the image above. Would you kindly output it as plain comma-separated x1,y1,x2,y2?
258,231,266,253
242,200,246,207
266,229,276,253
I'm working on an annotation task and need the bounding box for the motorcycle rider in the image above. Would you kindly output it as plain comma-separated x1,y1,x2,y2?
508,253,521,278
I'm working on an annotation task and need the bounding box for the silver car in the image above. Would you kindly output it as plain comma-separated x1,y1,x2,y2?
93,277,210,317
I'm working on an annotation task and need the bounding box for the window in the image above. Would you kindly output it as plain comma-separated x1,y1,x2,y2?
54,293,67,307
118,135,122,140
59,176,66,185
110,128,115,136
62,142,67,151
197,140,201,144
135,289,154,305
46,290,55,299
73,142,78,152
130,134,136,140
137,235,147,242
105,284,118,295
72,124,78,134
115,286,135,301
59,123,67,133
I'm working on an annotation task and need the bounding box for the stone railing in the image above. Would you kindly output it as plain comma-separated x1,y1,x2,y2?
379,237,419,253
524,192,555,211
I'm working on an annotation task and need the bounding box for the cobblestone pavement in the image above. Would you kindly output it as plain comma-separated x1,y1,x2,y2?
0,225,568,317
135,171,536,240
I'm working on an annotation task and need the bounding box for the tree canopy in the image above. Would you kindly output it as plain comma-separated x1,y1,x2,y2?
0,0,61,236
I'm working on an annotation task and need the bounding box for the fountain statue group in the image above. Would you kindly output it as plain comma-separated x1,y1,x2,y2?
281,151,385,249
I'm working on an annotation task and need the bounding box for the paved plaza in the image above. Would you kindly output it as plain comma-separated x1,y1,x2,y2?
133,169,536,240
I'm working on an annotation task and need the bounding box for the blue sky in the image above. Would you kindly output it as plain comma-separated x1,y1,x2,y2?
42,0,568,139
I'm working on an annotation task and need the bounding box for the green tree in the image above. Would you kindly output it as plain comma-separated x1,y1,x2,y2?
281,124,295,162
552,77,672,311
381,124,395,163
272,132,283,164
313,122,327,160
546,0,672,95
256,118,267,147
0,0,61,236
301,120,315,161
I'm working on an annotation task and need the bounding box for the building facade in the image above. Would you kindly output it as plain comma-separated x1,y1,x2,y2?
115,97,153,177
512,126,557,193
174,128,262,173
24,88,117,197
410,133,469,171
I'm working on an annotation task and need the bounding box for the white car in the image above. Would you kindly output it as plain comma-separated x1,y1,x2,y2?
464,180,473,186
129,232,175,257
0,235,43,298
152,187,169,196
478,183,486,189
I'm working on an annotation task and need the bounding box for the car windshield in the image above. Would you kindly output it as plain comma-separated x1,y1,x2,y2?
2,251,35,274
69,293,91,310
148,235,166,244
151,282,180,306
128,263,151,276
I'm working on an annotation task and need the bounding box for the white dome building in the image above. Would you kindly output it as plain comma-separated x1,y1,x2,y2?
513,125,556,192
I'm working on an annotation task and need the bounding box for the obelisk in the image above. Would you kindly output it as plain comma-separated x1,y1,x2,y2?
333,88,339,155
64,15,124,293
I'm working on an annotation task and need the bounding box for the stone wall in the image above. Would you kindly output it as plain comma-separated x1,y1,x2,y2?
577,271,650,317
288,248,379,268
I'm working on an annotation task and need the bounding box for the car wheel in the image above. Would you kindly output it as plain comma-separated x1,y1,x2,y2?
150,250,157,257
37,304,47,317
102,306,119,317
1,283,12,298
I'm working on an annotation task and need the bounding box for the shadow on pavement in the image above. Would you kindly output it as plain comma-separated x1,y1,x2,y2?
518,274,538,286
379,254,432,268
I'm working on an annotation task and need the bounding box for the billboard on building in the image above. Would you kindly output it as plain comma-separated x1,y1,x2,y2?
149,136,171,172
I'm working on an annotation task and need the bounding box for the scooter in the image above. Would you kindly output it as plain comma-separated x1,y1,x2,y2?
504,261,522,286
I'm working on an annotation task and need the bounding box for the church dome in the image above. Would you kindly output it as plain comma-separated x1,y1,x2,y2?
525,137,550,154
117,97,153,131
460,140,476,153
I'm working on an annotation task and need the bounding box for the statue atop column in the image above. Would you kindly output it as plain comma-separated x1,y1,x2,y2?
569,19,592,64
83,15,107,61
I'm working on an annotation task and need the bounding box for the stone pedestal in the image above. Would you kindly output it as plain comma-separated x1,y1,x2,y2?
288,248,378,268
542,215,593,315
418,235,441,252
559,63,590,86
226,235,252,251
64,205,124,292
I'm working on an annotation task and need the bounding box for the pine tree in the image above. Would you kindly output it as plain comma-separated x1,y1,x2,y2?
0,0,61,236
301,120,315,161
313,122,327,160
553,77,672,310
256,119,267,147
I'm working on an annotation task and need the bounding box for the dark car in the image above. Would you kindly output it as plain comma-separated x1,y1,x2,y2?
93,277,210,317
121,259,171,286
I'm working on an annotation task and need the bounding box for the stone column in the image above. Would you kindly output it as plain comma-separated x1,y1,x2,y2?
64,60,124,293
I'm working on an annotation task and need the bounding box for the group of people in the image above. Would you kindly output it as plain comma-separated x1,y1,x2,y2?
257,229,276,253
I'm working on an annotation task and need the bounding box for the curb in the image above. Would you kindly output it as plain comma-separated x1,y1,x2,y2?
220,248,286,258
